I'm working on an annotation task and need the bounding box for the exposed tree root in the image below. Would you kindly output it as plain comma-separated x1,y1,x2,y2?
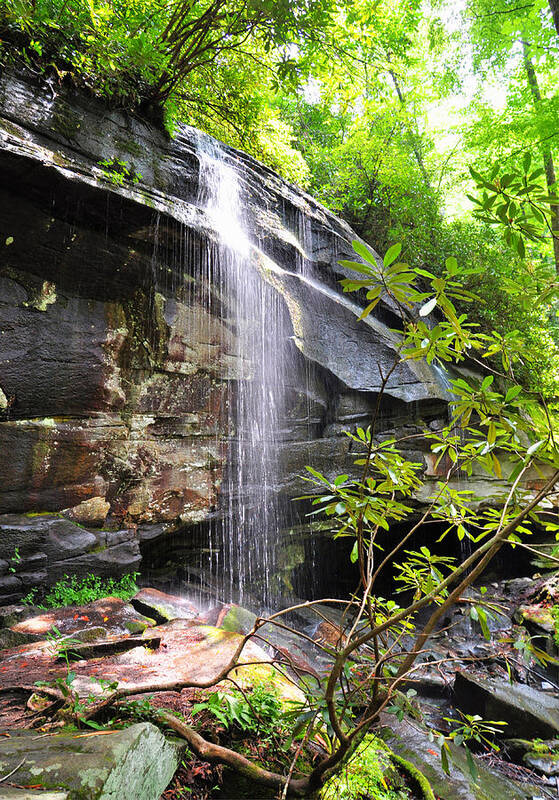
157,710,311,797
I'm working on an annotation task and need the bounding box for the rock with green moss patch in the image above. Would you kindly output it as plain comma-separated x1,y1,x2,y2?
320,734,425,800
11,597,154,639
379,713,541,800
524,749,559,775
0,723,181,800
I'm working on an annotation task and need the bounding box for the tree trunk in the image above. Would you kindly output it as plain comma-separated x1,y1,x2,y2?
548,0,559,38
387,67,431,189
522,41,559,272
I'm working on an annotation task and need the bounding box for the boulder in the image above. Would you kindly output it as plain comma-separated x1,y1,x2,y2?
380,714,543,800
62,496,110,527
11,597,154,638
0,723,180,800
454,671,559,739
131,588,198,624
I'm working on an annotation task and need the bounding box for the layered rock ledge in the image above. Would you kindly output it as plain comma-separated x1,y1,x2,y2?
0,69,514,599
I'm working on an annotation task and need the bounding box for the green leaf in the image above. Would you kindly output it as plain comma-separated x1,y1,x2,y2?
419,297,437,317
350,541,358,563
84,719,105,729
526,439,544,456
465,746,478,781
445,256,458,275
505,385,522,402
508,462,525,483
478,608,491,641
383,243,402,267
440,744,450,775
415,267,436,279
338,259,374,275
352,240,377,265
358,299,380,320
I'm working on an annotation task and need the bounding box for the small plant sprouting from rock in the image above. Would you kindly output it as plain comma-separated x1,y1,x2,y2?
430,712,507,779
98,158,142,187
8,545,21,573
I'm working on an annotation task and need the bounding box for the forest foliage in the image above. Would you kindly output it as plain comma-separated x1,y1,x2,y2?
1,0,558,396
2,3,559,794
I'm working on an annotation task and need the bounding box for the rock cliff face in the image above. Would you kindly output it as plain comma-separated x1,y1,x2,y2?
0,70,464,601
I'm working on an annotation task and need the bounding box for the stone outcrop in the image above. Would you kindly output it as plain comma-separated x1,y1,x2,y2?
380,714,542,800
0,69,511,599
454,671,559,739
0,723,181,799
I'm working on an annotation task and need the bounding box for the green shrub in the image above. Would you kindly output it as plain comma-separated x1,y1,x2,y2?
192,682,283,738
22,572,139,608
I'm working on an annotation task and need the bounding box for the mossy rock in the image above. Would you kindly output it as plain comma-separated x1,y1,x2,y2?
0,723,181,800
380,714,542,800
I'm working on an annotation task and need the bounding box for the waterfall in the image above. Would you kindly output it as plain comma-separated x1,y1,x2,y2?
195,134,290,606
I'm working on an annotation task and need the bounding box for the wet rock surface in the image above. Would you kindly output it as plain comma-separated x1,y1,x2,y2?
131,588,198,624
0,595,281,699
379,714,545,800
11,597,154,638
454,672,559,740
0,68,505,599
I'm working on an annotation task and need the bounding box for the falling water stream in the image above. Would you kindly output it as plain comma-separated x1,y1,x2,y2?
195,134,291,607
155,136,453,610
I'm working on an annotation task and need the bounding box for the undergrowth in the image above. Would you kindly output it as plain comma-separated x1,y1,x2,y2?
22,572,139,608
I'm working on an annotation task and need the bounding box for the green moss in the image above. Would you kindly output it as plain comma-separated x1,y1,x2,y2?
551,605,559,645
25,510,62,518
320,735,420,800
388,751,435,800
88,544,108,554
113,136,143,156
50,108,82,140
125,620,150,634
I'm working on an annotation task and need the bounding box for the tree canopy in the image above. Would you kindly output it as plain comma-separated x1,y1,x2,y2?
2,0,558,393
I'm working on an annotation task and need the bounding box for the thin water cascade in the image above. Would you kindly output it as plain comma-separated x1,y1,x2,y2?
195,134,291,607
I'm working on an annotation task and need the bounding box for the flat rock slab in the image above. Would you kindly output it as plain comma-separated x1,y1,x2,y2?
454,671,559,739
380,714,543,800
0,723,179,800
55,635,161,662
524,751,559,776
131,589,198,624
11,597,154,639
0,790,68,799
0,624,272,696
